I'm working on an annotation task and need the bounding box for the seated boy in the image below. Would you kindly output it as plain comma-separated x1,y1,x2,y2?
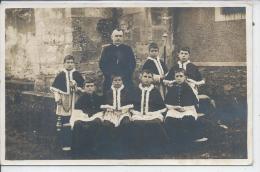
130,69,168,156
50,55,84,151
97,74,133,157
164,68,207,151
101,74,133,127
164,47,205,97
70,77,104,157
142,42,168,99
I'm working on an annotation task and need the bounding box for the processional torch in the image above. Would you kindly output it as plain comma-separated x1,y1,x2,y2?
162,32,168,98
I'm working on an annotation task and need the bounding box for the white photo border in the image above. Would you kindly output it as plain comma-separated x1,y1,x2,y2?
0,0,253,166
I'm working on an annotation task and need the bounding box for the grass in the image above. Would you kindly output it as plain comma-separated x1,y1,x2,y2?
5,93,247,160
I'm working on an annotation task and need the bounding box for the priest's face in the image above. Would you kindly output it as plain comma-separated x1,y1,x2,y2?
140,72,153,87
175,72,186,84
84,83,96,94
64,59,75,71
149,48,159,58
112,76,123,88
111,30,124,46
178,50,190,63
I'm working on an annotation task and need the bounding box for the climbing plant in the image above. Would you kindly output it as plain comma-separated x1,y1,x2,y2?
96,8,123,44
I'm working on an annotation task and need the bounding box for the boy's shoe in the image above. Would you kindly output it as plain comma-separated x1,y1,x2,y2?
194,137,208,142
62,146,71,151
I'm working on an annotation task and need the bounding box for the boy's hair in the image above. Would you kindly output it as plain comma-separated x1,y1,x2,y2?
111,28,124,35
179,47,190,54
174,68,187,76
111,73,123,80
141,69,154,76
63,55,75,63
84,76,96,85
148,42,159,51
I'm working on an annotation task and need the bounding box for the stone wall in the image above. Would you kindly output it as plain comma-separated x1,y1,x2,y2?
6,8,73,81
175,8,246,63
5,8,247,99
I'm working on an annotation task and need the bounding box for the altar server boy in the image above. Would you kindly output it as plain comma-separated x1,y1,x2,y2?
142,42,168,98
164,68,207,147
130,69,168,156
50,55,84,151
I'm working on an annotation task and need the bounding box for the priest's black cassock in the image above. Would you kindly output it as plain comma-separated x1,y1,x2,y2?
99,44,136,93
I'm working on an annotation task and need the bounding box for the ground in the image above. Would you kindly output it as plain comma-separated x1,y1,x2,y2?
5,92,247,160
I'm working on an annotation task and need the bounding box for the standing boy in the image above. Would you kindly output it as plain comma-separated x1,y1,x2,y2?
50,55,84,151
164,47,205,97
142,42,168,99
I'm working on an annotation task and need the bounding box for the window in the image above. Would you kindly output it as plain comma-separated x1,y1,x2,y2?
215,7,246,21
151,8,163,25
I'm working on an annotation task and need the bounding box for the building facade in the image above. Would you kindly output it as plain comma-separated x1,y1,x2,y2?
5,7,247,100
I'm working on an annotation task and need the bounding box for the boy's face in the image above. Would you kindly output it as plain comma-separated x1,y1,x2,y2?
84,83,96,94
178,50,190,63
140,72,153,87
111,30,124,46
112,76,123,88
149,48,159,58
64,59,75,71
175,72,186,84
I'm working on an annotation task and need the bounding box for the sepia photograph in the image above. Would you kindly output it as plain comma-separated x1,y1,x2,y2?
0,1,252,165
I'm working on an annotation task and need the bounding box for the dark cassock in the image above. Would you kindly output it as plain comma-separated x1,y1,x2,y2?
165,82,199,107
97,85,133,157
130,84,168,157
165,60,204,102
164,82,205,152
71,92,104,158
99,44,136,93
165,60,203,82
142,57,168,99
50,68,84,149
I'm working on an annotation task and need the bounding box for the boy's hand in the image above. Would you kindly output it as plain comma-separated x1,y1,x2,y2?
56,99,62,105
175,107,185,112
163,80,175,87
76,87,84,93
69,80,77,88
106,108,114,112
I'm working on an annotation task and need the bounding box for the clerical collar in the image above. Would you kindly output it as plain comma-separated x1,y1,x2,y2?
113,43,122,47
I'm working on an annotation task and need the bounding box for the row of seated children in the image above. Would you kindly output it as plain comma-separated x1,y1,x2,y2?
70,69,206,158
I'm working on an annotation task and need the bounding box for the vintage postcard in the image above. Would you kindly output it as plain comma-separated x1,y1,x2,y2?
0,1,253,165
